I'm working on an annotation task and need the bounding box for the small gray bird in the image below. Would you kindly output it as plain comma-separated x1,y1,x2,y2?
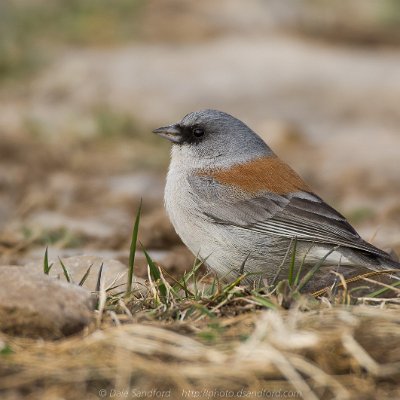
154,109,399,291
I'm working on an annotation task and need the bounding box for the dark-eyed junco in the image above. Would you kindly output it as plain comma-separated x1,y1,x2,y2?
153,109,399,290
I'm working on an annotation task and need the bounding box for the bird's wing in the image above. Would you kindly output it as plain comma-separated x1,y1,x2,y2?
188,174,389,259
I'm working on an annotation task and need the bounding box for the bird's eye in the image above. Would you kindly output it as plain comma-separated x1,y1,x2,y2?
192,126,205,138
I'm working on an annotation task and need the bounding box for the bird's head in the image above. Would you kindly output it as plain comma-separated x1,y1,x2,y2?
153,109,271,168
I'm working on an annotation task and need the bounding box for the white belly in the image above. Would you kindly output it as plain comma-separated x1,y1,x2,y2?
165,165,204,254
164,161,232,272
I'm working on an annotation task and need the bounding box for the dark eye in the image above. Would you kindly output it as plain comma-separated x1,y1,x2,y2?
192,126,205,138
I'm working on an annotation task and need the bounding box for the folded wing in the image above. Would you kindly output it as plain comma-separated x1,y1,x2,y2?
188,174,389,259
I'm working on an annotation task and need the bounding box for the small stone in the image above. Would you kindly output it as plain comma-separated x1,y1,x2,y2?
0,266,95,339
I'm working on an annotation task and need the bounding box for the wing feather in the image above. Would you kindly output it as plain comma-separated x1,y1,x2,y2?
188,174,388,259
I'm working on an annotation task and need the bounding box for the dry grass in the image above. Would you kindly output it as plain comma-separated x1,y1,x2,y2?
7,249,400,396
2,200,400,400
1,302,400,399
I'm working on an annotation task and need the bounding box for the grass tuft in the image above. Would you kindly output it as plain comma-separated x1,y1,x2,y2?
296,246,339,292
142,245,168,303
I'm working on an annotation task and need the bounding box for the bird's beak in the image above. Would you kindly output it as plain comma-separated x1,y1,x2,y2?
152,124,183,144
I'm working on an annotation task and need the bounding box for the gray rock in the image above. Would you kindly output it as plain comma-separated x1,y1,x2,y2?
25,255,146,295
0,266,94,339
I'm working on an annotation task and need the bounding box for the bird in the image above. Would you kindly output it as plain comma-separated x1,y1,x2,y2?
153,109,400,292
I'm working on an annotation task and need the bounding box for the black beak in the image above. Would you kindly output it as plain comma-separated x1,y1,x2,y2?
152,124,183,144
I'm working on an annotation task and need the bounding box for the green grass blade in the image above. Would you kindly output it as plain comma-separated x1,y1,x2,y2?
78,263,93,286
216,274,247,300
239,253,251,275
207,276,217,297
173,256,206,293
154,266,189,299
366,279,400,298
126,200,142,296
348,286,370,295
250,292,277,310
182,274,190,298
294,247,311,286
58,257,71,283
43,247,53,275
271,239,295,287
192,259,199,296
192,304,216,319
142,246,167,300
297,246,338,292
95,263,104,292
288,237,297,286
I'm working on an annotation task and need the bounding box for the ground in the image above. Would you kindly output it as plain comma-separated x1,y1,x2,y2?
0,1,400,399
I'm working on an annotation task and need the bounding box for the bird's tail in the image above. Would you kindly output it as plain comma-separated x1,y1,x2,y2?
349,250,400,285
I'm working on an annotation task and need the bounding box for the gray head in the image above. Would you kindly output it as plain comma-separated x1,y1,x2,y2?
153,109,272,168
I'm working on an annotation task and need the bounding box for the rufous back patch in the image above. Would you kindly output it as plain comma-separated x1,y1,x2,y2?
199,156,311,194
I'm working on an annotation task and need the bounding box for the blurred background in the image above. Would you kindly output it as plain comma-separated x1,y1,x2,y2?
1,0,399,276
